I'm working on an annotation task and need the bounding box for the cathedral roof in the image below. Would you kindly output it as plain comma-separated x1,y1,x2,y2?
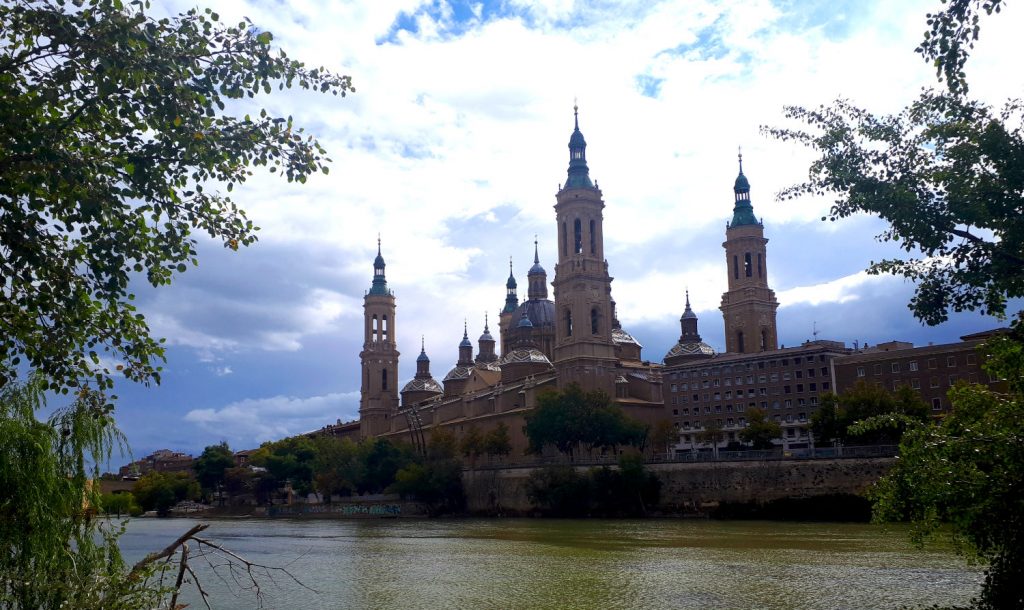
517,311,533,328
443,364,474,382
499,347,552,367
612,327,642,348
664,340,716,360
401,377,443,394
513,299,555,328
459,322,473,348
475,361,502,372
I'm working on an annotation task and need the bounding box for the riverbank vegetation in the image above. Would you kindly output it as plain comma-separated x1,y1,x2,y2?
525,452,661,517
812,382,930,446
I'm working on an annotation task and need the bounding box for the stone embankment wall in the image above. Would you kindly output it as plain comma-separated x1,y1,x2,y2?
463,458,895,515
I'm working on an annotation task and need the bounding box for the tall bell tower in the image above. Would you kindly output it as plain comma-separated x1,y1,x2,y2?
551,106,617,394
720,152,779,353
359,238,400,437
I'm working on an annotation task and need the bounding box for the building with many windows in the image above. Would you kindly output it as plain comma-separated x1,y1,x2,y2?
831,330,1007,413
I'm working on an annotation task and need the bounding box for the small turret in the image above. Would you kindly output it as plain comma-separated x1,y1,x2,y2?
527,238,548,300
458,320,473,365
476,313,498,364
503,258,518,314
401,336,442,406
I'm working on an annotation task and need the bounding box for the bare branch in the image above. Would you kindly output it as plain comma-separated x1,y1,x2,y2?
129,522,209,575
168,542,189,610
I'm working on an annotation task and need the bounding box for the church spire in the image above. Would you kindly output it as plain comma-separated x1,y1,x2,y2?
503,257,518,313
563,103,594,190
680,290,700,341
730,148,759,227
369,236,389,295
527,237,548,300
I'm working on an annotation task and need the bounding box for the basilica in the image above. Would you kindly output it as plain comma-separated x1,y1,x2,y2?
329,107,781,454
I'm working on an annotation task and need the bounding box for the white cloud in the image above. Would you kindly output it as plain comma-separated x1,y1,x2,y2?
184,391,361,446
777,269,883,307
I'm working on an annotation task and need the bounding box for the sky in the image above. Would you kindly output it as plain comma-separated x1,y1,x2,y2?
99,0,1022,466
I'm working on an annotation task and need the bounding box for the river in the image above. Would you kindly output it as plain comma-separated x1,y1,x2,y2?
118,517,980,609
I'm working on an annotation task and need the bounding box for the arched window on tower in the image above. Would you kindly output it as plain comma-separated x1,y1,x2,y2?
589,219,596,254
573,219,582,254
591,308,599,334
761,330,768,352
382,315,389,341
757,253,763,278
372,315,379,342
733,255,739,280
561,222,567,256
565,309,573,337
737,331,745,353
744,253,752,277
381,368,388,391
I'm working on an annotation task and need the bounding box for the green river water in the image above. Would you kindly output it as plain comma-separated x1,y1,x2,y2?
119,517,980,609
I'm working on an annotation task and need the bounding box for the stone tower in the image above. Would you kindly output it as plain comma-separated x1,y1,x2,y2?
551,106,617,394
359,239,400,437
498,259,518,356
720,153,779,354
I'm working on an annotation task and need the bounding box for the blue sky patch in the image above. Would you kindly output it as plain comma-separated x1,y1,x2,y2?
635,74,665,98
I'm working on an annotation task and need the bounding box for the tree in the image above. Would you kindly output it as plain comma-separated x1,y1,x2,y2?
0,0,353,396
649,419,678,455
767,92,1023,327
852,342,1023,609
193,441,234,500
310,435,363,500
1,378,161,608
696,422,724,458
917,0,1006,96
132,470,199,516
738,408,782,450
765,0,1020,330
482,422,512,457
251,436,317,496
525,384,647,458
358,437,417,494
459,426,484,465
100,492,142,517
812,382,929,445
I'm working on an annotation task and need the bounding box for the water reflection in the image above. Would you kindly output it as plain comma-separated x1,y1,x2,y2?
118,518,979,609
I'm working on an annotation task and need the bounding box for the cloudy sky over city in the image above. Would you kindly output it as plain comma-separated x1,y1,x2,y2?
102,0,1022,464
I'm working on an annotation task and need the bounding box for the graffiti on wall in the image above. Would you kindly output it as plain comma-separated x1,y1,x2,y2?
269,503,403,517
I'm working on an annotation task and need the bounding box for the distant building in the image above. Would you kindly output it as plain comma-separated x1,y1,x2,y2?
831,330,1008,413
664,338,851,451
118,449,193,479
